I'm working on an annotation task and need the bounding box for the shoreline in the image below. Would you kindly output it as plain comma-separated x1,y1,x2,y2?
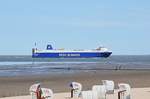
0,70,150,97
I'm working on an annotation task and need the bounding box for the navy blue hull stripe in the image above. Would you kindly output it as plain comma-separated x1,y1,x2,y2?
32,52,112,58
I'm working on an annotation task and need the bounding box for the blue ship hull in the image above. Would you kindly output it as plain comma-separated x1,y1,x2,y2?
32,52,112,58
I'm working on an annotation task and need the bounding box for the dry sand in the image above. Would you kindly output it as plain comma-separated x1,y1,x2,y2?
0,87,150,99
0,70,150,98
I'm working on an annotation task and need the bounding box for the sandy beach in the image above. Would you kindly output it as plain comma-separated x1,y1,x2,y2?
0,87,150,99
0,70,150,98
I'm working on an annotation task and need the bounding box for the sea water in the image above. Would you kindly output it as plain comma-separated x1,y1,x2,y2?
0,55,150,76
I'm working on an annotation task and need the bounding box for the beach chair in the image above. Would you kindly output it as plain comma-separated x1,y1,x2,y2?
29,83,41,99
92,85,106,99
70,82,82,98
118,83,131,99
81,90,98,99
102,80,114,94
41,88,53,99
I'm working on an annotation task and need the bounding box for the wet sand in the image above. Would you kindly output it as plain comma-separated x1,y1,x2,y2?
0,70,150,97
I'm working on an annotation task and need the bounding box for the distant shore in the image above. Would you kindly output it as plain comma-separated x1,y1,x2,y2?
0,70,150,97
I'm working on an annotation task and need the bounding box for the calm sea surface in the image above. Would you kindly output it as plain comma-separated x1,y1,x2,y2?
0,55,150,76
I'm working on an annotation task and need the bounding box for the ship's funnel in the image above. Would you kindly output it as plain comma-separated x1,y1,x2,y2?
47,45,53,50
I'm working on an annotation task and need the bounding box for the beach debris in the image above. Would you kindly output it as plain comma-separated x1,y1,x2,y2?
69,82,82,98
102,80,115,94
92,85,106,99
118,83,131,99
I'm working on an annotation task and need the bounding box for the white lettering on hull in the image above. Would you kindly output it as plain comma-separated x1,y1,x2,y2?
59,54,80,57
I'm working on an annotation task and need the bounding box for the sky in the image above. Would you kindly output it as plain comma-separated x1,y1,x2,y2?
0,0,150,55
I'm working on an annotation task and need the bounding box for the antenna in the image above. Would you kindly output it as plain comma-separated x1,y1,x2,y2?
34,42,37,50
34,42,36,47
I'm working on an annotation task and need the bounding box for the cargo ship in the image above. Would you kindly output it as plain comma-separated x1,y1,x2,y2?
32,45,112,58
